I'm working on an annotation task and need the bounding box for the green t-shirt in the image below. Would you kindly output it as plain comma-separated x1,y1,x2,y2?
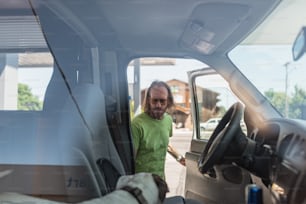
131,112,173,179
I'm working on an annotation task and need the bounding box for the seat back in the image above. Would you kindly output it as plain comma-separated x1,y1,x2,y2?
57,83,126,194
0,83,125,202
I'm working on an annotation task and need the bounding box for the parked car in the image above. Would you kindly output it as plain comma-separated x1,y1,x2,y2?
200,118,247,139
200,118,221,131
0,0,305,204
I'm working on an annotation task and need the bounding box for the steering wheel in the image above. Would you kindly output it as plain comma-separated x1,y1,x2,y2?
198,102,244,174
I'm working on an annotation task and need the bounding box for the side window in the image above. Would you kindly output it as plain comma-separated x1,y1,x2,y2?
17,54,53,111
0,15,54,111
193,73,242,140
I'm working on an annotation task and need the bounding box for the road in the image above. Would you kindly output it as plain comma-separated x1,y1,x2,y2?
165,128,193,197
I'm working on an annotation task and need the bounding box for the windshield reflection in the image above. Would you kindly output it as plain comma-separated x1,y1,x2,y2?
230,45,306,120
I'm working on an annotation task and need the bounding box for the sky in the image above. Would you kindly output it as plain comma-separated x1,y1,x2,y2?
230,45,306,95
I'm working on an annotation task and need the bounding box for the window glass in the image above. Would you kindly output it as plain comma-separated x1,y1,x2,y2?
193,74,245,139
230,45,306,120
0,20,53,111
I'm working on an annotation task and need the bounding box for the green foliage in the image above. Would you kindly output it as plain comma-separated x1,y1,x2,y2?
130,98,135,120
264,86,306,119
18,83,43,110
289,86,306,118
264,89,286,115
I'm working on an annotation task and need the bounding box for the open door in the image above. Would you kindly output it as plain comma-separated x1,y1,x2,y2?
184,68,250,204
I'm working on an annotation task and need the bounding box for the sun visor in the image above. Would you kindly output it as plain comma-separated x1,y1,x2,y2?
180,3,250,55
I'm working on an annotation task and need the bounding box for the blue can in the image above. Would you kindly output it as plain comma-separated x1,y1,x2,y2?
245,184,263,204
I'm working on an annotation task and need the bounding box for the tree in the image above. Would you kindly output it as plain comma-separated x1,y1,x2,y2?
289,86,306,119
264,87,306,119
18,83,42,110
129,98,135,120
264,89,287,116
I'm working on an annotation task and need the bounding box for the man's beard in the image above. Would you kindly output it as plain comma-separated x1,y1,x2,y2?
149,108,166,120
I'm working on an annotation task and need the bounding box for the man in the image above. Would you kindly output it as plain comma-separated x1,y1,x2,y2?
131,80,185,180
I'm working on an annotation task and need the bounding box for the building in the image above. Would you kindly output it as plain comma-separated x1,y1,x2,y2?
167,79,191,129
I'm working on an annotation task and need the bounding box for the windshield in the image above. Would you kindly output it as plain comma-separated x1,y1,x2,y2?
229,1,306,120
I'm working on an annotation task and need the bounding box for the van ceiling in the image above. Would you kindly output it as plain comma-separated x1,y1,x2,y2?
1,0,303,54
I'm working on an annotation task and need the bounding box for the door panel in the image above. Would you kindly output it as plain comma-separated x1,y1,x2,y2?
185,140,251,204
185,68,251,204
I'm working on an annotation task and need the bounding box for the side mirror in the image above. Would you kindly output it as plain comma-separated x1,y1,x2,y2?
292,27,306,61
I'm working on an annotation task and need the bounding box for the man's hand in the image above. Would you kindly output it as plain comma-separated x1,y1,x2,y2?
167,145,186,166
176,155,186,166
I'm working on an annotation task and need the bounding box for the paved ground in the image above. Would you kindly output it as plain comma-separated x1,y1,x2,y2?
165,129,192,197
